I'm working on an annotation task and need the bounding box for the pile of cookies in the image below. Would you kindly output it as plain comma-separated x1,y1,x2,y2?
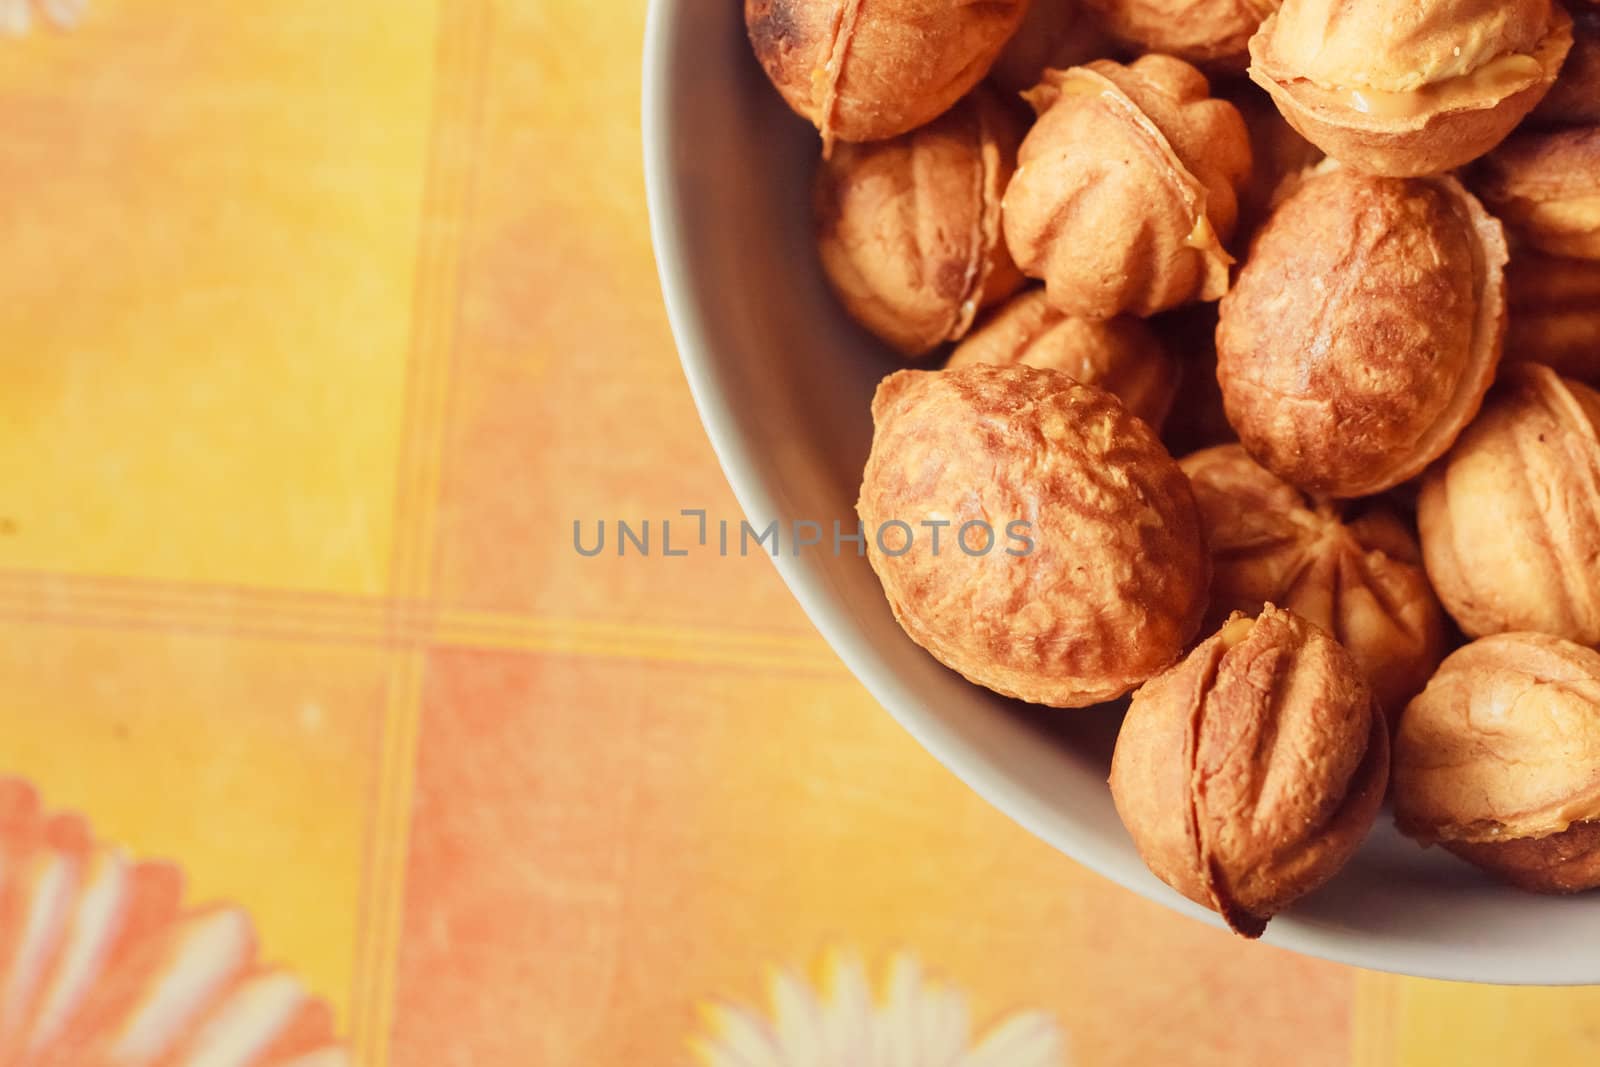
746,0,1600,937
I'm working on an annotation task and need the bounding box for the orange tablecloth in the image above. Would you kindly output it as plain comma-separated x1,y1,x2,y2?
1,2,1598,1064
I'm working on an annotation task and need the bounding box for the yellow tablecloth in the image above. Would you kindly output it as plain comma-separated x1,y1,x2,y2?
0,1,1597,1063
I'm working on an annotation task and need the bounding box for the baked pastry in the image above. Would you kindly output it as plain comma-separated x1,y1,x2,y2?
1534,1,1600,125
989,0,1112,96
1002,56,1252,319
745,0,1028,149
814,88,1025,357
1472,125,1600,260
1217,164,1507,497
857,364,1209,707
1110,606,1389,936
1393,632,1600,893
946,289,1178,427
1248,0,1574,176
1506,250,1600,381
1181,445,1446,716
1082,0,1280,69
1418,363,1600,643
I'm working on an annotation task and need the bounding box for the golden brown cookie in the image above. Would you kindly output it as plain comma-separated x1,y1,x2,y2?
814,88,1025,357
1082,0,1280,69
1217,164,1507,497
1418,364,1600,643
857,364,1209,707
745,0,1027,148
1248,0,1573,176
1002,56,1252,319
1472,125,1600,260
1393,632,1600,893
1181,445,1446,717
1110,606,1389,936
947,289,1178,427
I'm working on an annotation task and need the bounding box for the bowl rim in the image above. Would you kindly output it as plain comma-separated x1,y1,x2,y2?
639,0,1598,986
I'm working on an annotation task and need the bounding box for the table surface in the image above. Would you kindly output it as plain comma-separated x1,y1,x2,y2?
1,1,1598,1064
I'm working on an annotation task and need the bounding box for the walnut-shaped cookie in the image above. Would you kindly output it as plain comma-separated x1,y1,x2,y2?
947,290,1178,428
1534,1,1600,125
1393,633,1600,893
1181,445,1446,717
1419,364,1600,644
989,0,1112,96
1217,165,1507,497
815,89,1026,357
745,0,1027,149
1248,0,1574,176
857,364,1209,707
1082,0,1279,69
1111,606,1389,937
1506,251,1600,382
1472,126,1600,260
1002,56,1252,320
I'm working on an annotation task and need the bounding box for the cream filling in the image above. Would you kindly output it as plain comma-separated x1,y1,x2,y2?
1184,214,1225,252
1217,615,1257,649
1341,52,1543,118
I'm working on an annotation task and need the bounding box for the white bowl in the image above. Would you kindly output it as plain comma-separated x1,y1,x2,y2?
641,0,1600,983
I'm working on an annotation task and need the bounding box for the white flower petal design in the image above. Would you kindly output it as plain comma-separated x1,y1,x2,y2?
695,1004,784,1067
103,907,257,1063
959,1012,1067,1067
0,0,33,36
820,951,872,1063
179,971,311,1067
40,0,84,28
26,846,133,1051
769,970,825,1067
0,779,347,1066
0,0,82,34
693,951,1067,1067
